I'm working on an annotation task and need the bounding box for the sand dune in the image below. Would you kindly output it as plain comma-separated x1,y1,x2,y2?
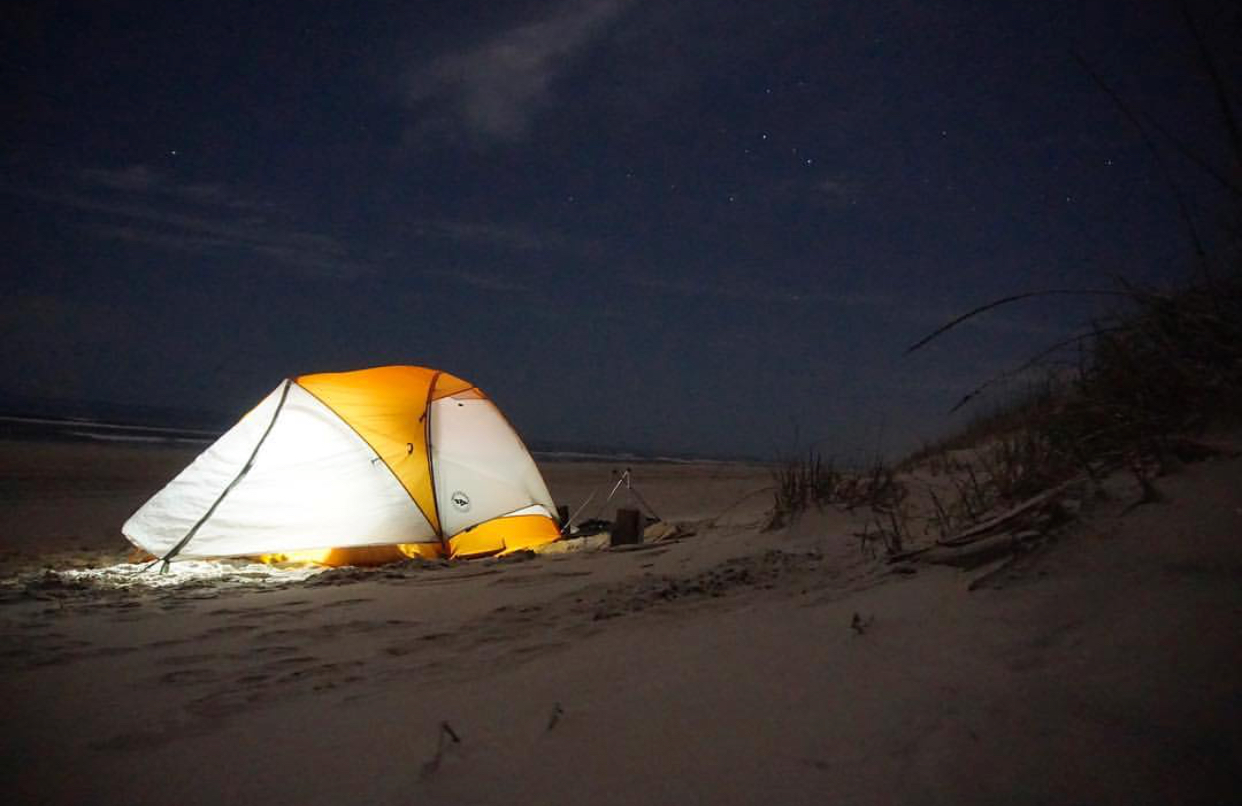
1,437,1239,804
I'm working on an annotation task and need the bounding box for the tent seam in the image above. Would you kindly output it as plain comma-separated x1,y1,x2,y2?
425,371,449,553
154,378,292,570
293,379,441,536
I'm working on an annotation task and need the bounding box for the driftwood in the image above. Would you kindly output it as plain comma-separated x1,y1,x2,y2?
936,480,1078,546
888,478,1081,564
917,530,1043,569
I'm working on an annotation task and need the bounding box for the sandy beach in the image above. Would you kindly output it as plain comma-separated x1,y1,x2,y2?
1,435,1240,804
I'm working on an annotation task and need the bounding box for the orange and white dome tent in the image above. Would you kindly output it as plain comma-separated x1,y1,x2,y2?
123,366,561,567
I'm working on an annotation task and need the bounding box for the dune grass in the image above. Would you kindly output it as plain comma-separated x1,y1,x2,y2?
771,264,1242,548
765,451,908,551
907,265,1242,519
770,1,1241,555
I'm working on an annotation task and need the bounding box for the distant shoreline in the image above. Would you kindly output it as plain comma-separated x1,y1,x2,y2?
0,415,762,465
0,415,217,447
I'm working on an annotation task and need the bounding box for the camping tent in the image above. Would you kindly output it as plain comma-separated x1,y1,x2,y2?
123,365,560,566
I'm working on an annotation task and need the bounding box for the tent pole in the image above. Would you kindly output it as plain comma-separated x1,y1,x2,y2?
148,379,293,573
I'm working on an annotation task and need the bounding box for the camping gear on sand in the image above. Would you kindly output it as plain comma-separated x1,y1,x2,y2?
123,365,560,568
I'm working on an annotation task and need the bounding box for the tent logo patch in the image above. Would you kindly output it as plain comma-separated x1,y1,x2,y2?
450,491,471,512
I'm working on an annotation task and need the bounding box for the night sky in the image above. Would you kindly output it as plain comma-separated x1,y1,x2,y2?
3,1,1239,459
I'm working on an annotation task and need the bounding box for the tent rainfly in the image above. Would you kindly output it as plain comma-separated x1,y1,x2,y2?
123,366,561,567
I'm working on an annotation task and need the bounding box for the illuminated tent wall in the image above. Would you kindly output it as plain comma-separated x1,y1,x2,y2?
123,366,560,566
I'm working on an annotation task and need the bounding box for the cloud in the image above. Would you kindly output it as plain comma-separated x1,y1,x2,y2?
80,165,161,193
9,167,361,277
408,218,554,252
423,268,529,293
404,0,632,144
79,166,272,211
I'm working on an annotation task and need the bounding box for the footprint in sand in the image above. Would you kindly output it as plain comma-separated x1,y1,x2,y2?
510,640,569,657
383,631,452,656
160,668,218,685
487,569,593,588
204,623,258,636
262,654,318,670
145,638,189,649
321,597,373,608
157,652,222,667
245,644,300,658
276,660,363,685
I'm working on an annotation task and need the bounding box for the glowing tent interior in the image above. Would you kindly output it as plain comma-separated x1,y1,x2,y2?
123,366,561,566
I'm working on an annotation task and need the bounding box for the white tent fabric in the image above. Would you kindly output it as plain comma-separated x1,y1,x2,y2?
430,395,557,537
123,382,436,558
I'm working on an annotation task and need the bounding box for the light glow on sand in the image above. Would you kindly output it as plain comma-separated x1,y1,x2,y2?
54,559,326,589
258,548,335,566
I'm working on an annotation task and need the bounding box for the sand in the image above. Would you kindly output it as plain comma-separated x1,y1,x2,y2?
1,437,1239,804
